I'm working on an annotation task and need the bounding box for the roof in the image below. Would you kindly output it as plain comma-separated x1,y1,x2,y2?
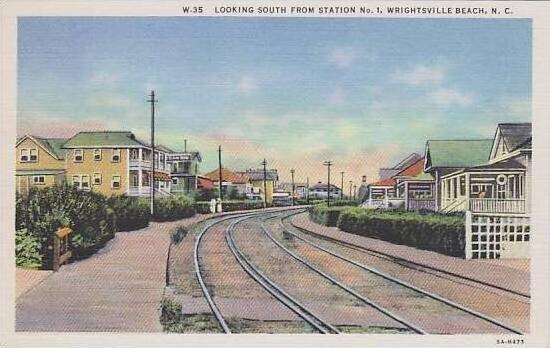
63,131,148,148
237,169,278,181
394,158,425,178
203,167,250,184
197,176,214,189
379,153,422,179
17,135,68,160
425,139,493,170
369,177,396,187
497,123,532,152
309,183,341,191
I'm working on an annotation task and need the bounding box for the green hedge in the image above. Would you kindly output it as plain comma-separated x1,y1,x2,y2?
16,185,116,268
16,185,197,269
153,195,195,221
337,207,465,257
108,195,150,231
309,205,349,227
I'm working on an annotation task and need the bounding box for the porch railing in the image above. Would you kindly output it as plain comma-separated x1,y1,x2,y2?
469,198,526,214
407,198,436,211
128,186,151,196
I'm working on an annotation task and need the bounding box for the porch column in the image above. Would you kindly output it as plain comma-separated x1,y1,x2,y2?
465,173,471,210
138,169,143,195
369,187,372,203
138,148,142,164
385,188,389,206
434,171,440,211
404,182,409,211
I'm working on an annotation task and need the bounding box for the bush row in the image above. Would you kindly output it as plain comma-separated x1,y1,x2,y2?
194,200,267,214
309,204,350,227
337,207,465,257
16,185,197,269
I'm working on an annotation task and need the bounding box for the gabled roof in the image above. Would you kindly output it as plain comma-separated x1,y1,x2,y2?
497,123,532,152
379,153,422,179
424,139,493,171
489,123,532,160
394,157,425,178
203,167,250,184
309,183,341,191
16,135,68,160
63,131,148,148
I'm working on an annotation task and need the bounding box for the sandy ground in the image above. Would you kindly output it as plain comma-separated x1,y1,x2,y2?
15,268,52,299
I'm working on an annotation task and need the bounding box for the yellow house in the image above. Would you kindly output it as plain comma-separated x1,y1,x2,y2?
62,131,172,196
238,169,278,204
15,135,67,195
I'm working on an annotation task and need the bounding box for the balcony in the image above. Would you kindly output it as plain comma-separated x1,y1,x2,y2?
469,198,526,214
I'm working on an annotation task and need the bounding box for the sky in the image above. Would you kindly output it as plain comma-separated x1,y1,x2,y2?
18,17,531,184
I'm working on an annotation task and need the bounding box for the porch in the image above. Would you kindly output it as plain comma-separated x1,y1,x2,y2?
363,186,404,209
396,180,436,212
129,169,172,197
440,170,527,214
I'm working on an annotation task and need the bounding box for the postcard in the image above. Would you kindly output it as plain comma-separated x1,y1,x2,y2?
1,1,549,347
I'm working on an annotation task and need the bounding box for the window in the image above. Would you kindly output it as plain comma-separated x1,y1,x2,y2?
93,173,102,185
29,149,38,162
93,149,102,161
20,149,29,162
172,178,179,185
132,175,139,187
33,175,45,184
460,176,466,196
112,175,121,189
81,175,90,190
130,149,139,160
72,175,80,187
74,149,83,162
112,149,121,162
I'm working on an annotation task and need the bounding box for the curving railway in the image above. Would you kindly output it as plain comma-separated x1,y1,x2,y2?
189,208,528,334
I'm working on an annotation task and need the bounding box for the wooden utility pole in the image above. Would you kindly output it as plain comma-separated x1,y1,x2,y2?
353,184,357,201
306,177,310,204
323,161,333,207
290,169,295,206
264,162,268,207
218,145,223,201
340,171,344,200
147,90,158,215
349,180,353,198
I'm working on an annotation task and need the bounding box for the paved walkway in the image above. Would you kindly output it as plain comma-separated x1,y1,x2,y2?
16,215,208,332
16,268,53,299
291,213,530,296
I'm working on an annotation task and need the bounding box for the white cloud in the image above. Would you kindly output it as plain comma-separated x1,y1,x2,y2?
328,48,356,68
237,76,258,95
428,88,473,107
392,64,446,86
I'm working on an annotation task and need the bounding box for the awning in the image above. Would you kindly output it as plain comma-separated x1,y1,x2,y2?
145,171,172,181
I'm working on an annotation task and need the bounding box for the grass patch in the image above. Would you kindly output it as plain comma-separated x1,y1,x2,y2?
160,298,221,333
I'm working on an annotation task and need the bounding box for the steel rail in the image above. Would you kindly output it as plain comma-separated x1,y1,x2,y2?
193,210,283,333
284,210,530,300
274,213,525,335
258,220,427,334
225,215,340,334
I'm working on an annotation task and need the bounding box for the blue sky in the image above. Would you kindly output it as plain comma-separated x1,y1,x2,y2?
18,17,531,183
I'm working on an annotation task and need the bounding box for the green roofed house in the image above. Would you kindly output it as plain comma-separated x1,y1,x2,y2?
15,135,68,195
424,139,493,211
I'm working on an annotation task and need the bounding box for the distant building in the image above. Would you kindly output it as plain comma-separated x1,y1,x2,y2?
164,146,202,195
237,168,278,203
308,182,342,199
203,167,252,198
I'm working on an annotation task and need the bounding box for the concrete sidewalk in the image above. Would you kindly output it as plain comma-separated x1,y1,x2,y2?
291,213,530,296
16,215,207,332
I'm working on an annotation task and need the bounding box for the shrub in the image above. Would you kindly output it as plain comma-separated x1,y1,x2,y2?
194,200,267,214
171,226,188,244
107,195,150,231
329,200,359,207
337,207,465,257
153,195,196,221
309,204,349,227
16,184,116,268
15,228,42,268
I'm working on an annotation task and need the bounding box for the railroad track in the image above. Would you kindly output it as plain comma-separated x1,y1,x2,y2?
266,211,525,334
284,210,530,302
193,209,339,334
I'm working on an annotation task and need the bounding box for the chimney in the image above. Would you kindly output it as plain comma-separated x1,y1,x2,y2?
362,175,367,183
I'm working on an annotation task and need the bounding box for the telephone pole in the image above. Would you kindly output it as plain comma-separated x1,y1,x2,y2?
340,171,344,200
323,160,333,206
290,169,295,206
306,177,310,204
353,184,357,201
218,145,223,201
261,159,268,208
349,180,353,199
147,90,158,216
